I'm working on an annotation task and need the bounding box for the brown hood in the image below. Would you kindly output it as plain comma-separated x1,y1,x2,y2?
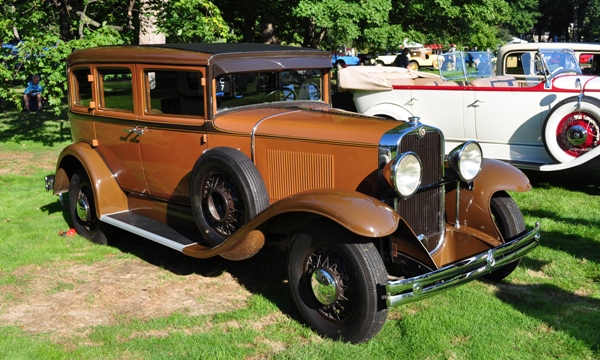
214,106,400,146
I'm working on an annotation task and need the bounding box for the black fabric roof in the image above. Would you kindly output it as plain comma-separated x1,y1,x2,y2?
143,43,325,55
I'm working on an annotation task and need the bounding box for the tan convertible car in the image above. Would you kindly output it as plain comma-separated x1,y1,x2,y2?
45,43,540,343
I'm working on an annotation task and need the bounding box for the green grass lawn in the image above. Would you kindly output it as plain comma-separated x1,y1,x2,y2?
0,107,598,359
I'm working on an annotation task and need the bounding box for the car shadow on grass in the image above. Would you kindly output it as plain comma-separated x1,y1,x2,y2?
493,281,600,352
522,169,600,196
106,229,301,319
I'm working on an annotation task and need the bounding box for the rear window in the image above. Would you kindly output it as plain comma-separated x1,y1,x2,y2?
97,68,134,113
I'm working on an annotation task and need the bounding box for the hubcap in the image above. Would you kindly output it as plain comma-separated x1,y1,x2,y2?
76,193,91,222
566,125,588,146
557,112,600,156
311,267,339,305
207,189,229,222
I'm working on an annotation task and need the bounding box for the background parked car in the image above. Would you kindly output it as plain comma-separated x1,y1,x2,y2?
338,46,600,172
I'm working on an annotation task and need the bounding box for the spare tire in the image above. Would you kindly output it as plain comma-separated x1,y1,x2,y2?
543,96,600,163
190,147,269,246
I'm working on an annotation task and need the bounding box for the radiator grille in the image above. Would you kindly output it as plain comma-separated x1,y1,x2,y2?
397,131,443,246
267,150,334,200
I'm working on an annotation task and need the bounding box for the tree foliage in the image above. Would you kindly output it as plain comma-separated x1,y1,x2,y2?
146,0,231,43
5,0,600,112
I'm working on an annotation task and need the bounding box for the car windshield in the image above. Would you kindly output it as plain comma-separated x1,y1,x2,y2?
216,69,324,112
438,51,494,81
536,48,582,77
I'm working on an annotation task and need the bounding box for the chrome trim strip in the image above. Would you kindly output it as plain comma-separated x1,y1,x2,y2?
385,222,540,307
250,110,301,163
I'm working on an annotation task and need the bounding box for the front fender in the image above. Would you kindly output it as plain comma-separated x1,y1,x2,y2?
53,142,128,217
445,159,531,242
353,91,413,120
183,189,401,260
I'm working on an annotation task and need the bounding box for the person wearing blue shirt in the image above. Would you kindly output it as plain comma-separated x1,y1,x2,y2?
24,74,43,111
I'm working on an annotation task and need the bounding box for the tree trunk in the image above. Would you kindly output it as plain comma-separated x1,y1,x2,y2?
139,0,165,44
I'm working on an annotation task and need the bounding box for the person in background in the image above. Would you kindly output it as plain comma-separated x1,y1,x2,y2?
24,74,43,111
393,48,411,69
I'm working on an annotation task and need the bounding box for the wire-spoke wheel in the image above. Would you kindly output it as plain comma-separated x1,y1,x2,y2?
543,96,600,162
190,147,269,246
287,221,388,343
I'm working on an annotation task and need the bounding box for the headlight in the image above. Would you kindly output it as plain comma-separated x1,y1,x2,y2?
447,141,482,182
384,152,422,198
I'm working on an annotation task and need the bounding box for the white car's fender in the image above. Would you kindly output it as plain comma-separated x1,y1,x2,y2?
353,91,413,120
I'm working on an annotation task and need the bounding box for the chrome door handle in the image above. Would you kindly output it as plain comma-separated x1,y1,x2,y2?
125,127,145,135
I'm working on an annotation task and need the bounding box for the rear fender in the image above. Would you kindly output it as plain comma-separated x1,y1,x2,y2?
445,159,531,241
53,142,128,217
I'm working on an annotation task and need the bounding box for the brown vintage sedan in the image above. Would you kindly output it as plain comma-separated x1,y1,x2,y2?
45,43,540,343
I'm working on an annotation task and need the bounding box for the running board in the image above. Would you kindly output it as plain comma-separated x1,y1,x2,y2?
101,211,202,252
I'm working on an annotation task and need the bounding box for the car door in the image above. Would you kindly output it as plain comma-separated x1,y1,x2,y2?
472,86,549,162
91,65,150,194
137,66,209,203
410,85,469,147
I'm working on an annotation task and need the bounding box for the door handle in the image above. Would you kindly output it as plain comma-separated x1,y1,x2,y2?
125,127,145,136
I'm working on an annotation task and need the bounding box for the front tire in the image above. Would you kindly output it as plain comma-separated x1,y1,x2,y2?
485,191,526,281
287,221,388,343
408,61,419,71
543,96,600,163
69,168,108,245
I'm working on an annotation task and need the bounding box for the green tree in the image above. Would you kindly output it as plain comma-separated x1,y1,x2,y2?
0,0,136,112
145,0,231,43
0,0,228,112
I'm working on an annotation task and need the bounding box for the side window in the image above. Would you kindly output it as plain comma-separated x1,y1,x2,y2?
583,54,600,75
504,53,524,75
98,68,133,112
144,70,204,117
72,68,92,107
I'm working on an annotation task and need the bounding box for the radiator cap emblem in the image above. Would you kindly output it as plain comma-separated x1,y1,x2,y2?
418,127,426,138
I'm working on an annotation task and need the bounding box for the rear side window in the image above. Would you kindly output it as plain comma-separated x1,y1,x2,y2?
98,68,134,112
71,68,93,107
144,70,204,117
504,53,525,75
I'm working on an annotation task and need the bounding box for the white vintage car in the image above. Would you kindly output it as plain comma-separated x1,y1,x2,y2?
338,48,600,171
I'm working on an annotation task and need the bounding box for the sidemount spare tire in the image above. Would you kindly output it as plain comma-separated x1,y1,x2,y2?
543,96,600,163
190,147,270,246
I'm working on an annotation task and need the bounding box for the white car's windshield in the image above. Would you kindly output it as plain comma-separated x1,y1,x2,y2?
536,49,582,77
438,51,494,81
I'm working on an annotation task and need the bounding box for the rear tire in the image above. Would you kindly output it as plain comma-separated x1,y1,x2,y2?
69,169,108,245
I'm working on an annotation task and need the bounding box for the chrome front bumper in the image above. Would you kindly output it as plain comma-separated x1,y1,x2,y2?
385,222,540,307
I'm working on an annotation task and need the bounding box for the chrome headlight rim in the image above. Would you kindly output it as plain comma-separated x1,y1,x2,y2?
391,152,423,198
448,141,482,182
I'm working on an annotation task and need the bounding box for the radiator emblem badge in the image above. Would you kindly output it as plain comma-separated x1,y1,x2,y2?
418,127,426,138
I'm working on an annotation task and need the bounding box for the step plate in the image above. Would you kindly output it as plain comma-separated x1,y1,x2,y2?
102,211,200,252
